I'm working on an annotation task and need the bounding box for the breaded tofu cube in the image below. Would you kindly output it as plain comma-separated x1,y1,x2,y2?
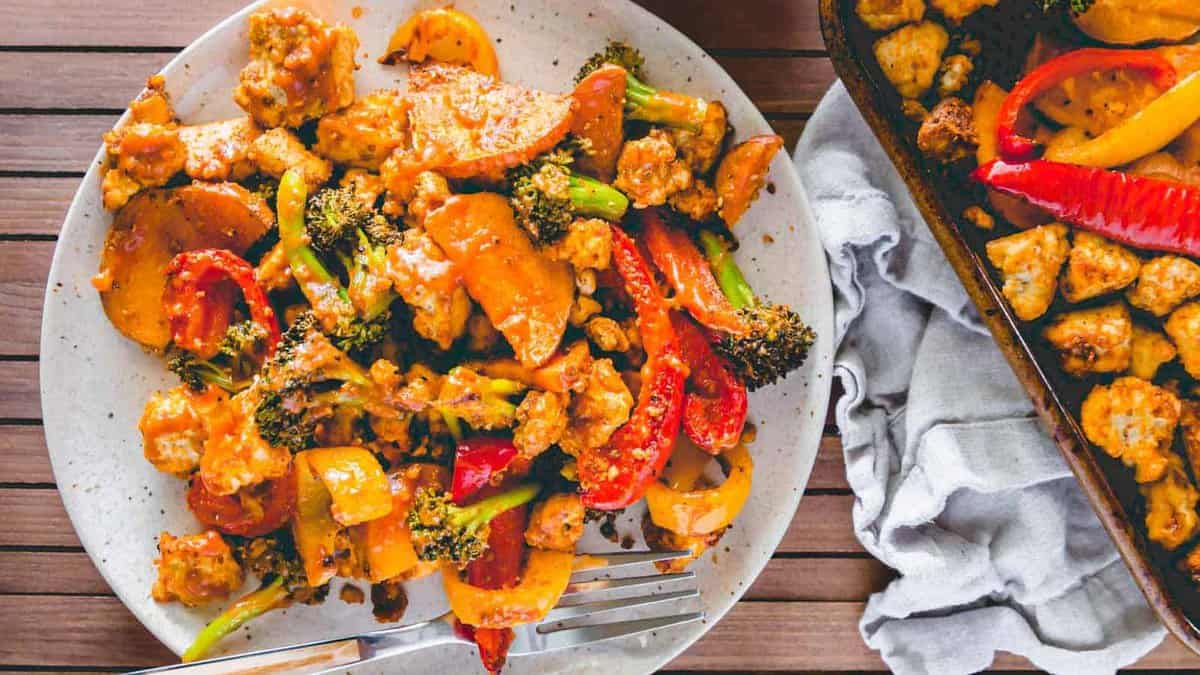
138,385,228,478
178,117,262,182
1129,324,1177,381
1127,255,1200,317
152,531,244,606
1042,302,1131,377
1180,400,1200,483
198,390,292,496
856,0,925,31
314,90,410,170
1141,454,1200,551
985,223,1070,321
873,21,949,99
930,0,999,23
1166,302,1200,379
339,169,385,210
524,493,585,552
1060,232,1141,303
1081,376,1181,483
614,129,693,209
102,75,185,211
248,127,332,191
916,97,978,162
233,7,359,128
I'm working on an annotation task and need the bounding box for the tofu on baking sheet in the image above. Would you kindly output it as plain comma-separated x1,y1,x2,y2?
985,223,1070,321
873,21,949,99
1166,302,1200,380
1060,232,1141,303
1043,302,1132,377
1127,255,1200,317
1081,376,1181,484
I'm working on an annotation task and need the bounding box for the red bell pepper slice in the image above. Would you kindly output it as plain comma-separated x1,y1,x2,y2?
451,437,520,505
974,159,1200,257
641,209,747,334
187,465,297,537
164,249,282,359
458,485,529,675
579,226,687,510
672,312,747,454
997,48,1176,162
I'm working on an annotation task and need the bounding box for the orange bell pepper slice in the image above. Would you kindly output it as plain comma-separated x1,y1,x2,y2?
306,447,393,526
291,452,341,587
645,443,753,536
381,7,499,77
362,464,447,583
443,549,574,629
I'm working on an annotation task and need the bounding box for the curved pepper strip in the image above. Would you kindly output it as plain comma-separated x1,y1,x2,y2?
645,443,753,537
672,312,747,454
997,48,1176,162
305,447,394,526
1045,71,1200,168
579,226,688,510
445,549,575,629
452,437,520,505
164,249,281,359
974,159,1200,257
641,209,747,334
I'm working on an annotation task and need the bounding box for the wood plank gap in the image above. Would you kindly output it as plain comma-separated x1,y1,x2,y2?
0,172,85,179
0,546,85,553
0,46,183,54
0,235,57,242
0,108,124,116
0,483,56,490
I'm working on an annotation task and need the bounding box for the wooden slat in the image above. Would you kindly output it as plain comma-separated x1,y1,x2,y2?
0,0,823,51
0,488,860,553
0,426,51,483
0,594,1193,671
0,552,888,600
0,551,108,594
0,361,40,419
0,178,75,236
808,435,848,490
0,52,833,114
0,241,52,355
0,115,111,174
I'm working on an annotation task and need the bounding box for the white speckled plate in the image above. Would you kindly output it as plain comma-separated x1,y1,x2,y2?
39,1,834,672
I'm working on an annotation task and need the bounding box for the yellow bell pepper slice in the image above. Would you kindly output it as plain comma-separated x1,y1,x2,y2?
291,452,341,587
442,550,574,629
1045,70,1200,168
645,443,753,537
381,7,499,77
362,464,447,583
306,447,393,526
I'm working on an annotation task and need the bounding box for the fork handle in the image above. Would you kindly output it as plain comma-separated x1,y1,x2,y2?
131,614,462,675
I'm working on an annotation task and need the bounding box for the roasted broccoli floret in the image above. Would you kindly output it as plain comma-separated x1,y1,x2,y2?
167,321,269,393
407,483,541,565
1042,0,1094,13
507,145,629,243
306,186,401,321
698,230,816,390
577,40,710,133
253,312,414,451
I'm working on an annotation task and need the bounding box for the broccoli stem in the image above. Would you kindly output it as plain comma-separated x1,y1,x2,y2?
698,230,757,310
277,169,353,307
181,577,288,662
569,174,630,222
453,483,541,528
624,72,708,133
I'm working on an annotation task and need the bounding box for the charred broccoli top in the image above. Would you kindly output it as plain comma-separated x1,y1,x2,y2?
507,144,629,244
169,321,270,393
575,40,645,83
698,230,816,390
407,483,541,565
576,40,709,133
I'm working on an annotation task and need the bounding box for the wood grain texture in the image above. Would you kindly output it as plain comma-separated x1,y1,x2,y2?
0,178,76,236
0,361,39,419
0,242,53,355
0,426,51,483
0,0,823,50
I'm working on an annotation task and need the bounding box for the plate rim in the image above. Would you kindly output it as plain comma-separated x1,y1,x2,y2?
38,0,836,670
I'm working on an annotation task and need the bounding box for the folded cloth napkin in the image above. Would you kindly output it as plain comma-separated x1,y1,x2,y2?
793,81,1167,674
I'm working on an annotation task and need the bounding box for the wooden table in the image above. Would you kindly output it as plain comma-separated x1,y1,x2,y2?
0,0,1197,671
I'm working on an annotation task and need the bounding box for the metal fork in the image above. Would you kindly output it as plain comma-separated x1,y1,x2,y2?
133,550,703,674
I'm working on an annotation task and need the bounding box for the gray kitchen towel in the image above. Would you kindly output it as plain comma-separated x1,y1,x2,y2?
793,81,1167,674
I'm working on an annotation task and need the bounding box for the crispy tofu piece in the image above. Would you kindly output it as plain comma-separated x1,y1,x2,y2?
101,76,185,211
1127,256,1200,317
1060,232,1141,303
314,90,410,170
873,21,949,99
339,169,385,210
541,218,613,271
233,7,359,128
856,0,926,31
1042,302,1132,377
668,181,720,222
524,493,585,552
152,531,244,606
1141,454,1200,551
1129,324,1177,381
138,385,228,478
403,64,574,180
559,358,634,456
178,117,261,181
248,127,332,191
916,97,978,163
385,229,470,350
1166,302,1200,379
984,223,1070,321
929,0,999,23
1180,400,1200,482
614,129,693,209
937,53,974,98
1081,376,1181,483
198,390,292,496
513,391,569,460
